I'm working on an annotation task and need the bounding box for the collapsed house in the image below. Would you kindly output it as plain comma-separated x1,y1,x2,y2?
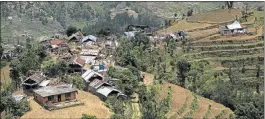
68,31,84,42
219,20,247,36
22,72,48,90
68,57,86,74
49,40,69,54
82,69,126,100
79,49,100,64
167,30,187,41
33,85,78,107
81,35,98,49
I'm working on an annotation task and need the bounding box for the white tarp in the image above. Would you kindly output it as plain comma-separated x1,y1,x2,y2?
82,35,97,42
226,21,242,30
39,80,51,87
124,32,136,40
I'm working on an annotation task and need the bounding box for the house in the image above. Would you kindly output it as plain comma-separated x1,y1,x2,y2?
68,57,86,74
22,73,47,90
49,40,69,54
82,69,104,83
33,85,78,107
81,69,126,100
219,20,247,36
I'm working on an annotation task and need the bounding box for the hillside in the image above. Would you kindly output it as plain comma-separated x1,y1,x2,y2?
158,81,234,119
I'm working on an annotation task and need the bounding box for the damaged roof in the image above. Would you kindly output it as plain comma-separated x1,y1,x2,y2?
82,35,97,42
50,40,65,45
33,85,78,97
73,57,86,67
23,73,46,84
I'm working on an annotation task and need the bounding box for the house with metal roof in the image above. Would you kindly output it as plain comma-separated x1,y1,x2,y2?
33,85,78,107
219,20,247,35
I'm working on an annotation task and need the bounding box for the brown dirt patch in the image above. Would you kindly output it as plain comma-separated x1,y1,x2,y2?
188,28,219,39
188,9,242,23
21,90,110,119
142,72,154,86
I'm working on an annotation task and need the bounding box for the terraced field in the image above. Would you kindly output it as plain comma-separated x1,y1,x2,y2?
159,82,234,119
184,10,264,80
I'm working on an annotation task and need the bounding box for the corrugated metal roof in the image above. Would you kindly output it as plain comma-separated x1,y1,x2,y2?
33,85,78,97
82,69,103,82
96,86,120,97
227,20,242,30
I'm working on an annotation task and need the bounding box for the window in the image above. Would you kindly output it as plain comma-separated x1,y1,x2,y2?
48,96,54,101
65,93,71,100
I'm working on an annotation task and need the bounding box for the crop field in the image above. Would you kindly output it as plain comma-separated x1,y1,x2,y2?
156,20,214,36
158,82,233,119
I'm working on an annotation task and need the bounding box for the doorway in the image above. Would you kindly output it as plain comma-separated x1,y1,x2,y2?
58,95,61,102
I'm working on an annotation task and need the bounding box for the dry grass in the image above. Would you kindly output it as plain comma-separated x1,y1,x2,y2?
0,63,11,88
159,82,233,119
156,20,213,36
188,9,242,23
141,72,154,86
21,90,110,119
188,28,219,39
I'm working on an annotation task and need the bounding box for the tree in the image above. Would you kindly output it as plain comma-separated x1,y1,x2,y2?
235,102,263,119
43,61,68,77
66,26,77,37
226,1,234,9
177,60,190,87
62,74,85,90
81,114,97,119
0,44,3,58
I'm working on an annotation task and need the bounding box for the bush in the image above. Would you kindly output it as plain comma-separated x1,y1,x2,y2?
81,114,97,119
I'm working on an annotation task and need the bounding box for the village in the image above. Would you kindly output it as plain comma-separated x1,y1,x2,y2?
0,2,264,119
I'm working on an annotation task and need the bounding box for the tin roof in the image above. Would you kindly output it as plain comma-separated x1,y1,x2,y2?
33,85,78,97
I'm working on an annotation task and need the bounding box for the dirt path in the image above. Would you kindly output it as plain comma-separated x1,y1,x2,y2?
21,91,110,119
